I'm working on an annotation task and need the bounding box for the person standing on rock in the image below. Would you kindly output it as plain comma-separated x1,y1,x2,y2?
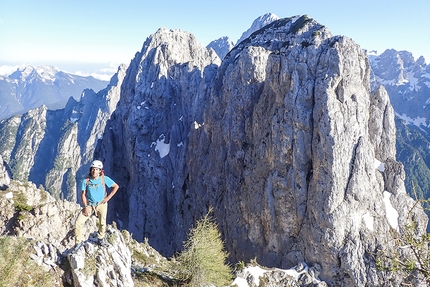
74,160,119,250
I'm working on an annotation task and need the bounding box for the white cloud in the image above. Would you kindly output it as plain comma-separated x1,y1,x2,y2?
71,63,119,81
73,71,113,81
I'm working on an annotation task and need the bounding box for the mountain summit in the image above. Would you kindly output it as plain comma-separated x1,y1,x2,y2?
236,12,280,44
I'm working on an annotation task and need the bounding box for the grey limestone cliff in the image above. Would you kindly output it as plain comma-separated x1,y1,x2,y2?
95,16,427,286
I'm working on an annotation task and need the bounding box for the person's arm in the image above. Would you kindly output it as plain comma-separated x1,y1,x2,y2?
81,189,91,216
101,183,119,204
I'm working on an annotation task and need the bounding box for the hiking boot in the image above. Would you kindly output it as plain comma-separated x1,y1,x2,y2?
98,237,108,247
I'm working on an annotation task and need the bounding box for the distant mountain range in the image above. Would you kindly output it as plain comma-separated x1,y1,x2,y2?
369,49,430,128
0,65,109,120
368,49,430,208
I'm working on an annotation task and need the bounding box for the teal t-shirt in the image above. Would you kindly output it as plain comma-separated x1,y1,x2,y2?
81,175,115,205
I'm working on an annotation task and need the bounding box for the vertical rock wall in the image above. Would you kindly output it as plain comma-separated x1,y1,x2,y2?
96,16,428,286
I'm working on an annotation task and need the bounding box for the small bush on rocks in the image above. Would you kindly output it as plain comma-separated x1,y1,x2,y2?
176,207,232,287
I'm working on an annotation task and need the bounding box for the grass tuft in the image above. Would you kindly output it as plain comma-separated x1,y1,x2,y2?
0,236,58,287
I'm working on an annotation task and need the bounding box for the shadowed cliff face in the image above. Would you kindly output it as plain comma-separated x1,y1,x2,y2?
95,16,428,285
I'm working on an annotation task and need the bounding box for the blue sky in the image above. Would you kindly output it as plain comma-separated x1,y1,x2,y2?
0,0,429,80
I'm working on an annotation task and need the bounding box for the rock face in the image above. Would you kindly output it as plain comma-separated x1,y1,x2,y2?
95,15,428,285
0,65,126,200
207,36,234,59
369,49,430,205
95,27,221,242
0,155,10,190
64,226,134,287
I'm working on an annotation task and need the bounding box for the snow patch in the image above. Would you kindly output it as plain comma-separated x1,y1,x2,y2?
362,212,374,231
151,134,170,158
396,113,428,128
70,116,79,123
4,192,13,199
194,121,203,129
407,71,419,91
374,158,385,172
232,263,319,287
383,191,399,231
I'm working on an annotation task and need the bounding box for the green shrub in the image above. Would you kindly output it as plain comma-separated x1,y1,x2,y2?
14,192,33,213
176,208,232,287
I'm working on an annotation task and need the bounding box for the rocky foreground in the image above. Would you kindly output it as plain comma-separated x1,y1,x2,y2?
0,180,327,287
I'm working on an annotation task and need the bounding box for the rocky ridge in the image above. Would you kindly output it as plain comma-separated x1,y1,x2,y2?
95,15,428,286
236,13,280,45
369,49,430,131
0,65,109,121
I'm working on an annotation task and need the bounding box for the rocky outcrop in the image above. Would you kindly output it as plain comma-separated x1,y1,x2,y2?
0,180,82,248
0,155,10,190
64,226,134,287
95,27,221,244
0,180,134,287
233,262,327,287
95,15,428,286
0,64,126,200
